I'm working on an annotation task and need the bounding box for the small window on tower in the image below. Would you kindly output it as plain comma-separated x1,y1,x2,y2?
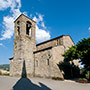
57,39,60,45
47,59,49,65
17,21,20,35
26,21,32,36
36,60,38,67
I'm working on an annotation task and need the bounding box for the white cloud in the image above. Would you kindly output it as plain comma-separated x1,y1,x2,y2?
88,27,90,31
16,0,21,9
0,0,21,40
0,0,11,10
0,43,4,46
35,13,46,29
30,14,33,18
33,13,50,43
0,0,51,43
0,0,21,11
41,22,46,29
37,13,43,21
33,16,39,23
33,13,44,24
36,25,50,43
0,16,14,40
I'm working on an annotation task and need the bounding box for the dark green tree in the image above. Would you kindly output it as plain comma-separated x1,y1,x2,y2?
63,37,90,70
63,46,78,62
76,38,90,69
62,37,90,79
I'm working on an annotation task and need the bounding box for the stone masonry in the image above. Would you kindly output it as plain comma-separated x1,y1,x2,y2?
10,14,79,78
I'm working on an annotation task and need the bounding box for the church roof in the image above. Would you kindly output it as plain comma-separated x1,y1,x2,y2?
14,14,36,23
36,35,74,46
9,57,13,60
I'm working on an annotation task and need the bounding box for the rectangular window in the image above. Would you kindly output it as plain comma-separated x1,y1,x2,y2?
36,60,38,67
47,59,49,65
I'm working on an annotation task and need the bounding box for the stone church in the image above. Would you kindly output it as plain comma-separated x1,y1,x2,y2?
10,14,78,78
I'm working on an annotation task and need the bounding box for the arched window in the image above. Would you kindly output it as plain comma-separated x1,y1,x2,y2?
26,21,32,36
47,59,49,65
17,21,20,25
17,21,20,35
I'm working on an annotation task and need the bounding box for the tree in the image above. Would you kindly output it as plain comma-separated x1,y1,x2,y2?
76,38,90,69
63,46,78,62
63,37,90,70
63,37,90,79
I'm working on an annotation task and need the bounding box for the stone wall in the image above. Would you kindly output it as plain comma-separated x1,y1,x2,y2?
34,36,79,78
34,49,52,78
10,59,13,76
36,37,63,51
12,36,35,77
10,14,36,77
62,36,74,50
10,60,23,77
34,46,64,78
50,45,64,77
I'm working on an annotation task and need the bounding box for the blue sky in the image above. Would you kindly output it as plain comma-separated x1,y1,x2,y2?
0,0,90,64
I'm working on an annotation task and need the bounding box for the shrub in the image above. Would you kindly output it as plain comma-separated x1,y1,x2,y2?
77,78,88,83
2,73,9,76
86,71,90,80
80,69,86,78
52,76,64,81
0,71,2,75
80,69,90,80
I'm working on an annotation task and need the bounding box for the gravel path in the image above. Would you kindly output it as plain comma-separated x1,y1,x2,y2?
0,76,90,90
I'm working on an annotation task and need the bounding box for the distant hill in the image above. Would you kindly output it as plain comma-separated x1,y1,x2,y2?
0,64,9,71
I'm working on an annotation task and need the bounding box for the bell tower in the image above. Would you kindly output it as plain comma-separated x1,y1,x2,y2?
13,14,36,77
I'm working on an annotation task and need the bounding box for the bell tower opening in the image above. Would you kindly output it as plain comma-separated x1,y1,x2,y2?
26,21,32,36
17,21,20,35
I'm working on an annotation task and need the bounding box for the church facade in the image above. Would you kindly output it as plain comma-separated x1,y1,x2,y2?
10,14,79,78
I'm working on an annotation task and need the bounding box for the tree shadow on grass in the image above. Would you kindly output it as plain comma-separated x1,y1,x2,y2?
13,60,52,90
